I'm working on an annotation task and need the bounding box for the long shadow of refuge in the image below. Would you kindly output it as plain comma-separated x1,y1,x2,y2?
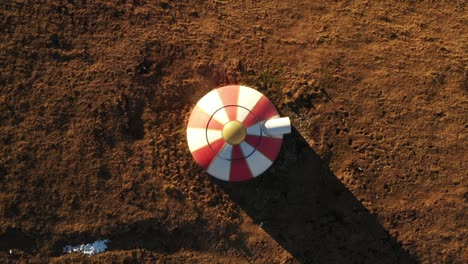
215,127,416,264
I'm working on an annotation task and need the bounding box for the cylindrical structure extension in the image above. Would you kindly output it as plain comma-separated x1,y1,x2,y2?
263,117,291,136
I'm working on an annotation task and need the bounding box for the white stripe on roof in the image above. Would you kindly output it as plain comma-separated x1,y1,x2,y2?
244,147,273,177
238,141,255,159
207,144,233,181
246,122,263,136
206,129,223,144
240,141,255,156
187,128,210,152
237,86,263,122
196,89,230,125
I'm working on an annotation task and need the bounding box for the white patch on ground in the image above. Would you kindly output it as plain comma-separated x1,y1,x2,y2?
63,239,110,256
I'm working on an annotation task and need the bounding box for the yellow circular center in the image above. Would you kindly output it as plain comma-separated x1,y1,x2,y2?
222,121,246,145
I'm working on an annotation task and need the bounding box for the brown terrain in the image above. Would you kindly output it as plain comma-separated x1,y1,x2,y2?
1,0,467,263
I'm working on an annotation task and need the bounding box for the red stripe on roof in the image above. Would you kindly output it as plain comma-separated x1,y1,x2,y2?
231,145,245,160
230,158,253,182
191,139,225,170
207,116,224,130
218,85,240,120
242,96,278,127
218,85,240,105
244,134,262,150
223,106,238,123
188,106,223,129
246,135,282,161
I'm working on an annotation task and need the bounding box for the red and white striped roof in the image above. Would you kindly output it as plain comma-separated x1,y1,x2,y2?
187,85,283,182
